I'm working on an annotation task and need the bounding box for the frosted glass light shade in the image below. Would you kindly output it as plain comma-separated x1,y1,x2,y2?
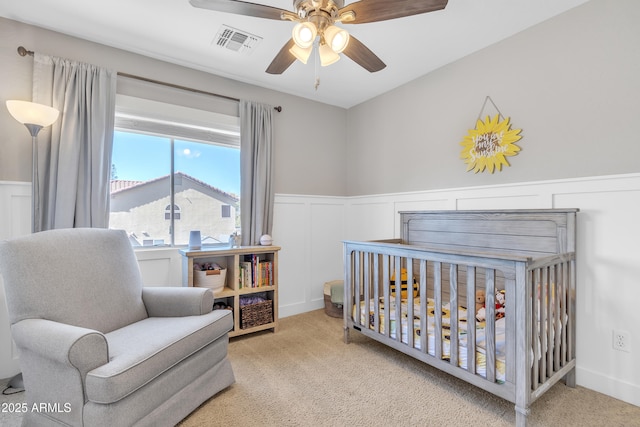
319,43,340,66
324,25,349,53
289,44,313,64
6,100,59,127
292,22,317,49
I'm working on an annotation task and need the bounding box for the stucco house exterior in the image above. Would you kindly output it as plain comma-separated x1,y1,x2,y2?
110,171,238,246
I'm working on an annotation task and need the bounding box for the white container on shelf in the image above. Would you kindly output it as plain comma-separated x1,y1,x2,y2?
193,268,226,293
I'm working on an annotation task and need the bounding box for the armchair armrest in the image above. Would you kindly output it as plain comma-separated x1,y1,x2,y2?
11,318,108,423
12,318,108,372
142,286,214,317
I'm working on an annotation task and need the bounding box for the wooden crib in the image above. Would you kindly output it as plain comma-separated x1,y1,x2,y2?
343,209,577,427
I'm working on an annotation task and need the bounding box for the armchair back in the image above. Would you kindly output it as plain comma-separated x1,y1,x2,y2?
0,228,148,333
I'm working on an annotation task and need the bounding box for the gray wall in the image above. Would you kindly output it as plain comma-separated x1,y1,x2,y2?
346,0,640,196
0,17,348,197
5,1,636,200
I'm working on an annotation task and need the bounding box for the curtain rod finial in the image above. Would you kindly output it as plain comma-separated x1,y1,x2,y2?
17,46,34,57
274,106,282,112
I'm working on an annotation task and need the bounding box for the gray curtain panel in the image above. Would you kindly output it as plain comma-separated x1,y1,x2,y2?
32,53,116,231
239,100,274,246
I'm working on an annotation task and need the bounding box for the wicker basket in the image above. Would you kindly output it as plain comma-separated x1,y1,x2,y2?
240,299,273,329
194,268,226,293
323,280,344,318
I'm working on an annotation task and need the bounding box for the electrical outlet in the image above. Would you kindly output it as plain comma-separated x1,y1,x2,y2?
613,329,631,353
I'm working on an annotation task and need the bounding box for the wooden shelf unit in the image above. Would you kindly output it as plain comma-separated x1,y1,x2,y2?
180,245,280,338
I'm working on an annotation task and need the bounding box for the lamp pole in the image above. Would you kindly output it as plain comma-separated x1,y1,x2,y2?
25,124,43,233
5,100,59,233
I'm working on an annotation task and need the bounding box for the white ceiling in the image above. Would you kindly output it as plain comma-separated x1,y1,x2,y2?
1,0,589,108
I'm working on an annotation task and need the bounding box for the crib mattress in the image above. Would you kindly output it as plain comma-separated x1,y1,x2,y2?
354,297,506,383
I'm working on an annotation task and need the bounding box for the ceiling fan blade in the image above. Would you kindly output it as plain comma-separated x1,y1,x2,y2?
339,0,448,24
189,0,287,20
342,35,386,73
266,39,297,74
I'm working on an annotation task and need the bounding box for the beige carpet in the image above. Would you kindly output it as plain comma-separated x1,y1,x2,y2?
179,309,640,427
2,309,639,426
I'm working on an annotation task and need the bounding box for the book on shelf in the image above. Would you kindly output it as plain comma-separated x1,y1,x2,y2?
242,254,273,288
239,261,252,289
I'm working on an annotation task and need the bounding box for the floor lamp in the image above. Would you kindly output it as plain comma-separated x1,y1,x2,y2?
6,100,59,233
4,100,59,393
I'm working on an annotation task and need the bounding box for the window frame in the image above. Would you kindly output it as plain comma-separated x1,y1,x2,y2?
112,95,241,248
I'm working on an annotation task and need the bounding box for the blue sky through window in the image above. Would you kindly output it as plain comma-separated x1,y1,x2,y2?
112,131,240,195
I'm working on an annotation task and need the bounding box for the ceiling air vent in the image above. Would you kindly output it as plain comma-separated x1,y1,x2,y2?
213,25,262,55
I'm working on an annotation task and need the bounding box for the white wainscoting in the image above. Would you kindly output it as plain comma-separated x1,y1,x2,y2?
0,181,31,379
272,195,346,318
133,247,183,287
1,175,639,408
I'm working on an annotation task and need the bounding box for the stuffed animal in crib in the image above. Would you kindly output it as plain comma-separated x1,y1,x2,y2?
496,289,506,319
476,289,507,321
390,268,419,298
475,289,487,321
475,289,486,311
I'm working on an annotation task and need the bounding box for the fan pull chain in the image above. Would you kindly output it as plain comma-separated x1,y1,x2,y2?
314,39,320,90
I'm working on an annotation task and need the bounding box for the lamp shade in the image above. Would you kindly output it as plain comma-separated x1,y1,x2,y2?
6,100,59,128
289,44,313,64
319,43,340,66
292,22,317,49
324,25,349,53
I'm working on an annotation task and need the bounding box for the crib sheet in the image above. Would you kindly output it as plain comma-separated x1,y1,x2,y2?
354,297,506,383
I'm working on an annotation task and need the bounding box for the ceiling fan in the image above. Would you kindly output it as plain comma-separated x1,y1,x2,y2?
189,0,448,74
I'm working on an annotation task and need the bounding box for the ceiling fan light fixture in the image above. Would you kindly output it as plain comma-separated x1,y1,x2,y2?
318,43,340,67
289,44,313,64
292,22,317,49
324,25,349,53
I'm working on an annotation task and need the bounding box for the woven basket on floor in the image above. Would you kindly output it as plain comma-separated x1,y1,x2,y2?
240,299,273,329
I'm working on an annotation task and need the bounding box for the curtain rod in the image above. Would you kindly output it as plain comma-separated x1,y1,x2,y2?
16,46,282,112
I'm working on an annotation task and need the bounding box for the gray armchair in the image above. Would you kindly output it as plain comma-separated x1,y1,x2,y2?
0,228,235,426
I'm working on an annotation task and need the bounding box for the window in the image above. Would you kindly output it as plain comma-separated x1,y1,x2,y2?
110,95,241,247
165,205,181,220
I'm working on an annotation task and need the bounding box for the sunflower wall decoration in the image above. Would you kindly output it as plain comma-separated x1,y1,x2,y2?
460,112,523,174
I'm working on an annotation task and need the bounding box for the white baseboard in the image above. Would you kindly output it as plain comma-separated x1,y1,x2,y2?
577,366,640,407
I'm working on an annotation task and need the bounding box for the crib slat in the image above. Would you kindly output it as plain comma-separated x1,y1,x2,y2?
420,260,428,353
407,258,415,349
373,253,380,333
505,277,516,384
561,261,568,366
540,267,548,383
383,255,391,338
364,252,371,334
467,266,477,375
434,261,443,359
553,264,562,371
546,266,558,378
449,264,459,368
569,259,576,361
486,269,496,383
532,268,540,389
394,256,403,343
354,252,362,328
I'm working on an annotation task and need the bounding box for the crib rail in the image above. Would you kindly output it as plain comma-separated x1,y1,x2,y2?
343,240,576,402
528,255,576,395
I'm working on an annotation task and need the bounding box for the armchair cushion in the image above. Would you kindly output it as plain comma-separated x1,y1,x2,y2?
86,309,232,404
